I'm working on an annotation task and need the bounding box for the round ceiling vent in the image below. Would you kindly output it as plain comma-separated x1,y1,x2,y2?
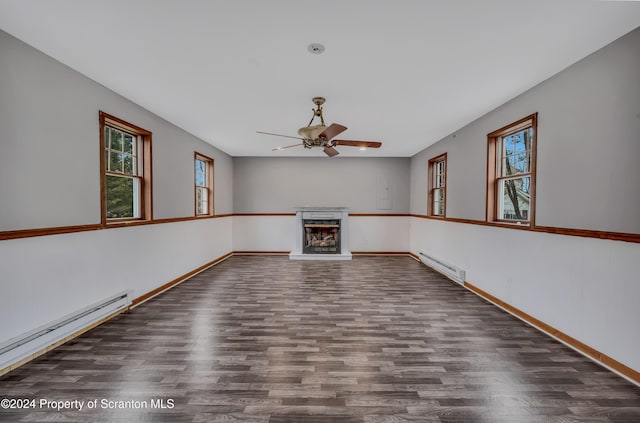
307,43,325,54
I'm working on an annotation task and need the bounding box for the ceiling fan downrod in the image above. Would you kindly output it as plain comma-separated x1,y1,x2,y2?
307,96,326,127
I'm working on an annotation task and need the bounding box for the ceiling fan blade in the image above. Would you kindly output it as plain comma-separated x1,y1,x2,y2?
318,123,347,141
323,146,339,157
333,140,382,148
257,131,305,141
272,143,304,151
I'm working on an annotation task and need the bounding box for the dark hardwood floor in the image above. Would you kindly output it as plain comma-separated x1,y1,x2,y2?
1,256,639,422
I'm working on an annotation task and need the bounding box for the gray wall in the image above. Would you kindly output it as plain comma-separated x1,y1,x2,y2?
411,27,640,234
234,157,411,213
0,30,233,232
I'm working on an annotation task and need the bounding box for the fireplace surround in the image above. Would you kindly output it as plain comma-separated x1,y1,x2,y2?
289,207,351,260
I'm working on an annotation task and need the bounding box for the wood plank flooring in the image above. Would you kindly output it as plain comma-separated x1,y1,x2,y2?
1,256,639,422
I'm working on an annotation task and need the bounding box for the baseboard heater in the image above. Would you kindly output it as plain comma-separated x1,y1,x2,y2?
0,292,131,371
419,252,465,284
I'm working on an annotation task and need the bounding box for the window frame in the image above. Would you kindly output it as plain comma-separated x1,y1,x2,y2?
99,111,152,224
427,153,447,218
194,152,214,217
486,113,537,226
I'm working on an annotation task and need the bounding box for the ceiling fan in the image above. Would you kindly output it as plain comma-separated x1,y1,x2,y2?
257,97,382,157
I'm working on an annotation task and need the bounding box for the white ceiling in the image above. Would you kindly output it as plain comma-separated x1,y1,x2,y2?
1,1,639,157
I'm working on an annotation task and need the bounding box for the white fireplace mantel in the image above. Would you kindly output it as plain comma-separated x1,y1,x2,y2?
289,207,352,260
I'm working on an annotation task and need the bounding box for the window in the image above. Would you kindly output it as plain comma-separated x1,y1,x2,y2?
428,153,447,217
487,113,537,225
99,112,152,223
194,153,214,216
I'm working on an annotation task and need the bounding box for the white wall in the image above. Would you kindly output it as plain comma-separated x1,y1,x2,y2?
0,217,232,343
233,215,409,253
233,157,411,214
410,217,640,372
349,216,409,252
233,216,295,252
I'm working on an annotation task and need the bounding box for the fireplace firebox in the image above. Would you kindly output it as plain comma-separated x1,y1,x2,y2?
303,219,340,254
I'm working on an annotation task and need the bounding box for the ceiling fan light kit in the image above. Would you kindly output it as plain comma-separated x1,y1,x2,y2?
297,125,326,141
257,97,382,157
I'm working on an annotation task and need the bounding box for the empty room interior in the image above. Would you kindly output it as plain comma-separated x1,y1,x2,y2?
1,1,640,422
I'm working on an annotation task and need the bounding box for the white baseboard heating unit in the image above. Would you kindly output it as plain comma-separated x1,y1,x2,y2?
419,252,466,284
0,291,131,371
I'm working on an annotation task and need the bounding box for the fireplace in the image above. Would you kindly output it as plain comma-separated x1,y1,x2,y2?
303,219,340,254
290,207,351,260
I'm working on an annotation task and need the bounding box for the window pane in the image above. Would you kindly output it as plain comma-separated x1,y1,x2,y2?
137,154,144,178
501,157,512,176
197,200,208,215
433,160,445,187
106,175,137,219
502,153,530,176
110,128,123,151
110,152,123,173
104,127,110,150
195,159,206,187
123,133,134,154
513,152,529,173
123,153,134,175
509,156,518,174
433,188,444,216
504,136,514,155
499,176,531,221
501,129,532,176
196,186,208,215
514,131,527,153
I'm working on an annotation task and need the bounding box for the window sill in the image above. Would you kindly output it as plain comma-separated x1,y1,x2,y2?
105,219,151,228
486,220,532,230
